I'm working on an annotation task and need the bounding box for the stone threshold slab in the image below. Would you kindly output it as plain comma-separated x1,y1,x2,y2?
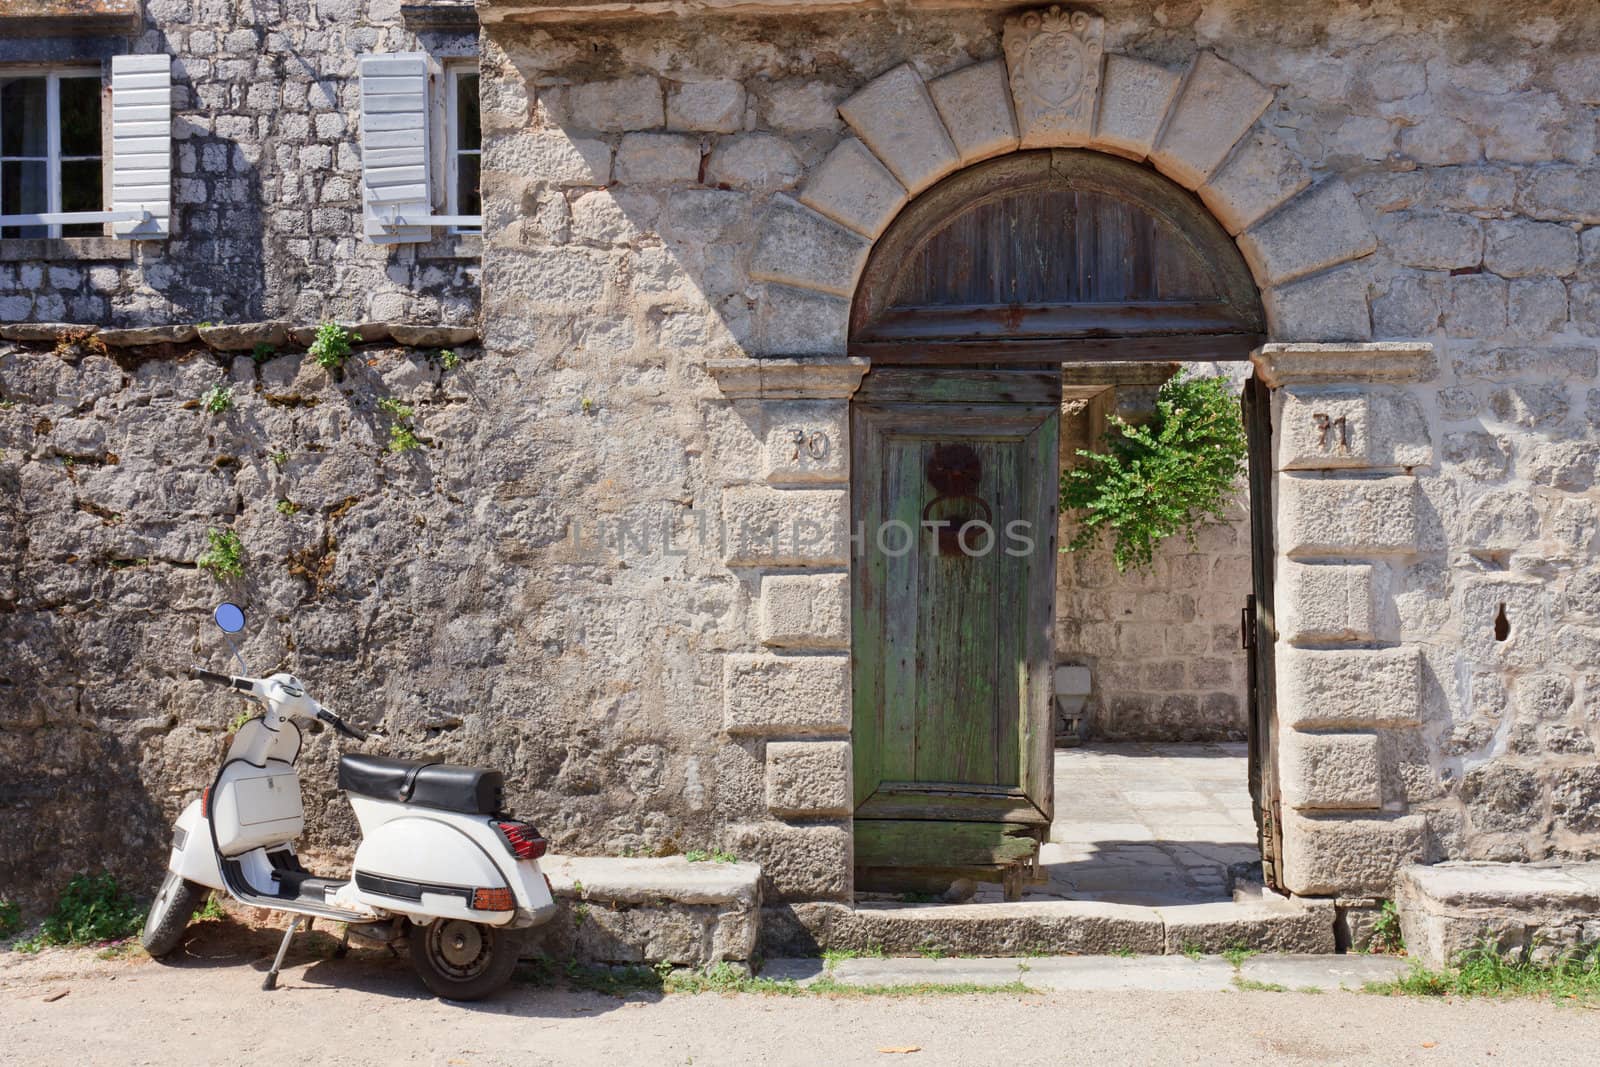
814,894,1337,955
760,953,1409,991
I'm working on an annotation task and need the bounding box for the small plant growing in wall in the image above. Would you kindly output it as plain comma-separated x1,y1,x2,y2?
1059,370,1247,573
197,528,245,579
201,384,234,414
377,396,422,453
251,341,276,363
437,348,460,371
276,499,300,516
309,322,353,370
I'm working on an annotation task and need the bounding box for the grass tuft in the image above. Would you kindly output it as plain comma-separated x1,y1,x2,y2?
1364,942,1600,1001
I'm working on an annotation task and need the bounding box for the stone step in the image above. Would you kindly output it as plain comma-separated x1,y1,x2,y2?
760,953,1409,992
531,854,763,968
1397,861,1600,969
772,894,1336,957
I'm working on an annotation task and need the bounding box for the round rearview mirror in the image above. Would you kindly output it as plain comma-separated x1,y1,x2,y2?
213,603,247,634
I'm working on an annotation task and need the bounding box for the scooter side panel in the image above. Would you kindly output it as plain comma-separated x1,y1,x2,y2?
350,807,516,926
170,799,225,890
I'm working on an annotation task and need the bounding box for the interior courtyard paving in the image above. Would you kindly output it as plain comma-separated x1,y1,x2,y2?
972,743,1260,906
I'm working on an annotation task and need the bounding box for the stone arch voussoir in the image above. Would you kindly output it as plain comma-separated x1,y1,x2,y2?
746,9,1382,355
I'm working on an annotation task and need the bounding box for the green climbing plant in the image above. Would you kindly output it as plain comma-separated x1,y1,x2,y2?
1059,371,1247,573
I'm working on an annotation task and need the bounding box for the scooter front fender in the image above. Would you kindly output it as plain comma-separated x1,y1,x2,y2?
170,799,225,891
350,814,516,926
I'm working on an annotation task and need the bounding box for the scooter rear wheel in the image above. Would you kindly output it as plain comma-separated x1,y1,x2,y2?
407,919,518,1001
142,870,204,958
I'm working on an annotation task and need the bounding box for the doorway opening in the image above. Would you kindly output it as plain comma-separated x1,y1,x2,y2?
848,149,1280,906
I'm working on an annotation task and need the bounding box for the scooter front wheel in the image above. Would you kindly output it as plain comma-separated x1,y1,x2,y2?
408,919,519,1001
141,870,204,958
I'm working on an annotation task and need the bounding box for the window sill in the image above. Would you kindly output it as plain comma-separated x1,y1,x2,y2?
418,231,482,261
0,236,135,261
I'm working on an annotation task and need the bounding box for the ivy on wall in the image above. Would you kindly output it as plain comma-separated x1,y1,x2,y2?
1059,371,1247,573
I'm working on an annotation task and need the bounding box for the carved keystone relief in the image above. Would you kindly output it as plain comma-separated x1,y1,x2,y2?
1004,5,1105,148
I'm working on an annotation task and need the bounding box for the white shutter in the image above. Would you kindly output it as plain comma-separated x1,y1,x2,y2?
110,54,172,239
360,53,433,244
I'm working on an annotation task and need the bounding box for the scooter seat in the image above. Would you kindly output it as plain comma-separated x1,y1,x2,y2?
337,753,504,815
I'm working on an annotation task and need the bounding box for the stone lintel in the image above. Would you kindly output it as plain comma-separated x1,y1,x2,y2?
708,357,871,400
1252,343,1436,388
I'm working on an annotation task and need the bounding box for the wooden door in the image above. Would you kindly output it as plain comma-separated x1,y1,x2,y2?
1243,375,1283,889
851,367,1060,890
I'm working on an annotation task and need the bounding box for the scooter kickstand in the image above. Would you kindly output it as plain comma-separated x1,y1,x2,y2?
263,917,303,991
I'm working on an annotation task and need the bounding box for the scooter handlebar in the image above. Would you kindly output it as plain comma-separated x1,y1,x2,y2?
317,707,368,742
189,666,255,693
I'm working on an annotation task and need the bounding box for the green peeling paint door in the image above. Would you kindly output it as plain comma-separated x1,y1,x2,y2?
851,367,1061,892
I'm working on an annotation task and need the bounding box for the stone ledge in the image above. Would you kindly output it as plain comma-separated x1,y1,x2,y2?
1252,342,1435,387
542,853,761,906
0,320,482,351
708,357,871,400
1397,862,1600,970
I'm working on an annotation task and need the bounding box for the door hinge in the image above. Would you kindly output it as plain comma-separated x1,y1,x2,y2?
1241,594,1256,651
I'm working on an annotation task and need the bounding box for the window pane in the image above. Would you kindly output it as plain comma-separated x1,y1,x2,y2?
1,159,48,238
61,158,103,236
457,153,480,218
59,77,102,158
456,74,480,151
1,76,48,157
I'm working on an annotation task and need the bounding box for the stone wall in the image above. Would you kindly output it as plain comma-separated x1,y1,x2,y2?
0,1,479,327
6,0,1600,912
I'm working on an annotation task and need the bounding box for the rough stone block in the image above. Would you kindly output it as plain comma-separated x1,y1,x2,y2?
1239,179,1378,287
704,133,804,191
761,572,849,649
722,485,848,566
667,80,746,133
1281,731,1383,810
765,740,852,817
798,137,908,239
1277,646,1423,729
752,284,850,358
724,655,850,737
1091,54,1180,160
1003,7,1104,149
762,399,849,484
567,74,665,132
1150,52,1273,189
727,820,852,901
1279,812,1428,896
1278,561,1376,644
838,64,960,196
749,195,871,298
483,130,612,187
927,59,1018,165
1396,861,1600,970
615,132,701,185
1263,263,1373,343
1275,388,1433,471
1277,475,1434,555
1199,129,1311,235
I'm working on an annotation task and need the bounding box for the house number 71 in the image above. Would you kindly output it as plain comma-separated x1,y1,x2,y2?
1312,413,1350,452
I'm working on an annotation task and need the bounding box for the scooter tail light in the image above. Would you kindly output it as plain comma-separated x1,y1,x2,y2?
472,886,516,912
201,787,211,818
493,820,548,860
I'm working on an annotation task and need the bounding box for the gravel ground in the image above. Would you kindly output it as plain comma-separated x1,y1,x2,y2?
1,921,1597,1067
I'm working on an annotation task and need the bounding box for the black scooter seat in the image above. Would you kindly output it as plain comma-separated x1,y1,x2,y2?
338,753,504,816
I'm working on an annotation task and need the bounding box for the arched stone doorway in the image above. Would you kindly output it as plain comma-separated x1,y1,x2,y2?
846,149,1274,898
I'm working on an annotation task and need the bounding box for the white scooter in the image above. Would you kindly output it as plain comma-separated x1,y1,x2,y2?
142,602,556,1000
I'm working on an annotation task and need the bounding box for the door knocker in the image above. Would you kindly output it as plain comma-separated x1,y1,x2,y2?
923,443,994,557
